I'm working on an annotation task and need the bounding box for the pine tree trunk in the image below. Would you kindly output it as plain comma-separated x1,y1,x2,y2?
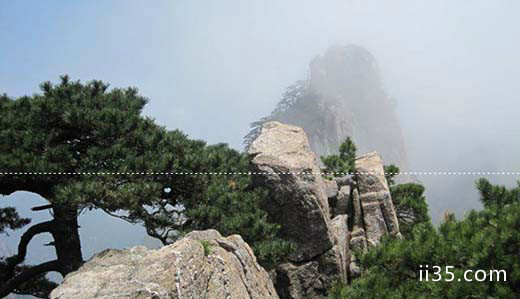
51,206,84,275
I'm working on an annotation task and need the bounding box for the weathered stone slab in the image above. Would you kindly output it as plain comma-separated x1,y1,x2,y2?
351,188,364,230
360,199,387,247
355,152,400,241
330,215,350,282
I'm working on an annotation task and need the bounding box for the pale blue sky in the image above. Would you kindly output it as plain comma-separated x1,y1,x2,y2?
2,1,520,151
1,1,314,147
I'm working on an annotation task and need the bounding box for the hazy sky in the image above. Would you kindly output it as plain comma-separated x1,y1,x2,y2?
1,0,520,266
3,1,518,148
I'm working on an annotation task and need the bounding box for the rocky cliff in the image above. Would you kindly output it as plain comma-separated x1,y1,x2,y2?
249,121,400,299
245,45,409,171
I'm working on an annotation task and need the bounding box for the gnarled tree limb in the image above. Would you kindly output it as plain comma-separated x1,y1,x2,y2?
0,259,60,298
4,220,54,278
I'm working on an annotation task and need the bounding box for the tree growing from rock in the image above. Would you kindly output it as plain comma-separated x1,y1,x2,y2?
244,81,312,149
0,76,289,298
321,137,357,176
384,164,431,238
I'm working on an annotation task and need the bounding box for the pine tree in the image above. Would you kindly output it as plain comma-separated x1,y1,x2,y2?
0,76,289,298
0,207,29,234
384,164,431,238
321,137,357,176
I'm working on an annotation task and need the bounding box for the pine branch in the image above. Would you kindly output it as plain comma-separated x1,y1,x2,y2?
4,220,54,278
0,260,60,298
31,204,53,211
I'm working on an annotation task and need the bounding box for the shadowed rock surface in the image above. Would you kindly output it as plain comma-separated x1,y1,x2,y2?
50,230,278,299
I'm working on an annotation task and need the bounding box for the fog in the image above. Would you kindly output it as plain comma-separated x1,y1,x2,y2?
1,0,520,271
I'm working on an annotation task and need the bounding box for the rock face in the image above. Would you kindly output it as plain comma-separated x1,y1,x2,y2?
249,121,401,299
50,230,278,299
274,226,349,299
248,121,332,262
355,152,401,245
249,122,343,299
330,215,350,282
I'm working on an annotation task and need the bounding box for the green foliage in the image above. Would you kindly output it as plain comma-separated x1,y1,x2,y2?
330,179,520,299
0,262,58,298
1,76,208,246
476,177,520,208
384,164,400,186
1,75,202,212
200,240,212,256
245,80,334,153
321,137,357,177
383,164,430,238
391,183,431,238
253,239,295,270
0,207,30,234
244,81,309,148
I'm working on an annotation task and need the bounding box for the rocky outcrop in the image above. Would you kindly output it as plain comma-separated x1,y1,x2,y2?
274,214,350,299
50,230,278,299
248,121,332,262
249,121,401,299
249,122,344,299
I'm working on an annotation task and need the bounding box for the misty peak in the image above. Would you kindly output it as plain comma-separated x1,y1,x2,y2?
246,45,408,171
